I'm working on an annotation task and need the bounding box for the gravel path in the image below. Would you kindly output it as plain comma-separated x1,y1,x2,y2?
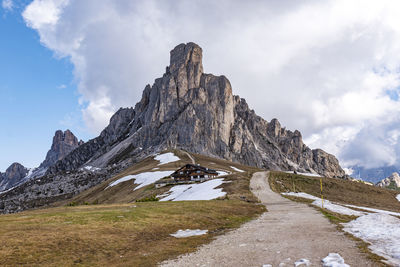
160,171,374,267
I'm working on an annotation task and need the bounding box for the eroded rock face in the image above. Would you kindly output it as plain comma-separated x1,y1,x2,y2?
0,163,29,191
51,42,344,178
376,172,400,188
40,130,83,168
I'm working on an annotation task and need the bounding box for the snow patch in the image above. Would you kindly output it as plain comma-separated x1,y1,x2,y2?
159,178,226,201
154,152,180,165
285,171,321,177
312,199,366,216
83,166,101,172
397,194,400,202
107,171,173,190
230,166,244,172
321,253,349,267
294,258,310,266
282,192,365,216
170,229,208,238
343,204,400,217
217,171,229,176
343,213,400,266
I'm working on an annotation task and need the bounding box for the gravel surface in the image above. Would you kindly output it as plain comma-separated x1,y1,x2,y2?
160,171,374,266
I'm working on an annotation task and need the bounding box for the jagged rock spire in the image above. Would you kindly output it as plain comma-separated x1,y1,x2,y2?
39,130,83,168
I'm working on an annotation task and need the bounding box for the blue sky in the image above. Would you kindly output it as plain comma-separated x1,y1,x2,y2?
0,3,91,171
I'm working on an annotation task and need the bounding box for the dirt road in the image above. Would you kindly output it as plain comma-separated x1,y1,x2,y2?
160,171,373,266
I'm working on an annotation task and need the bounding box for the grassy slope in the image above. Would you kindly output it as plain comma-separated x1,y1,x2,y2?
66,150,262,205
269,171,400,212
0,151,265,266
269,171,399,266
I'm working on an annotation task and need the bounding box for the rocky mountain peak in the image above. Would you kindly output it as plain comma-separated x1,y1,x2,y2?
39,130,83,169
167,43,204,99
376,172,400,188
5,163,28,179
0,162,29,191
46,42,344,178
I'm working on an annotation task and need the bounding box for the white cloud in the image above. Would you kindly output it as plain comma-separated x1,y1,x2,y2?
22,0,400,168
2,0,13,11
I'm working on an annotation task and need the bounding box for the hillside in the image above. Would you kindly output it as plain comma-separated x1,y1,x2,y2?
0,153,264,266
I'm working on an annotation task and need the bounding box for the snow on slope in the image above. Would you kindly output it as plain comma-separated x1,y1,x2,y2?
343,213,400,266
107,171,173,190
154,152,180,165
230,166,244,172
170,229,208,238
285,171,321,177
397,194,400,202
217,171,229,176
282,192,365,216
343,204,400,217
159,179,226,201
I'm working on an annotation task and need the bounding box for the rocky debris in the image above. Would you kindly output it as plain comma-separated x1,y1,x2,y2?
0,163,29,191
40,130,83,169
376,172,400,188
1,42,345,214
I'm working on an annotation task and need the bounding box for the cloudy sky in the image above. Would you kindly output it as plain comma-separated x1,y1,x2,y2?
2,0,400,172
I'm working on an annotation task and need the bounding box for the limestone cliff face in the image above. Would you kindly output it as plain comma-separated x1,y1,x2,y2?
40,130,83,169
376,172,400,188
50,42,344,178
0,163,29,191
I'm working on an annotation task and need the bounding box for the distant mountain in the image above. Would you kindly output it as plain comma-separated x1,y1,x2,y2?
0,42,345,214
348,165,400,184
0,163,29,191
376,172,400,189
0,130,82,192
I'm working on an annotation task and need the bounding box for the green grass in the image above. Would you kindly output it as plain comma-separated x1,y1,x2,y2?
0,200,264,266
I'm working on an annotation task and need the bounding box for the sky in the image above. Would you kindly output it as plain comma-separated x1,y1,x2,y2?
2,0,400,172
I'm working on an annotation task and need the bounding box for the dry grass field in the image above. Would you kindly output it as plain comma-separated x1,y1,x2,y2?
0,151,265,266
0,200,264,266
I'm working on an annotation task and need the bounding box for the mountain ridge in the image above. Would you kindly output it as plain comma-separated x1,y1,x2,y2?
0,42,345,214
49,42,344,178
0,129,82,192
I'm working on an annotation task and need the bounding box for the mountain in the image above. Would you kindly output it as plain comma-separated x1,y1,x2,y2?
49,42,344,178
0,42,344,214
40,130,84,168
376,172,400,189
0,130,82,192
348,165,400,183
0,163,29,191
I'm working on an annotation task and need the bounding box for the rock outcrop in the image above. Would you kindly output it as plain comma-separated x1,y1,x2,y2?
49,42,344,178
376,172,400,188
0,163,29,191
0,129,82,193
40,130,83,168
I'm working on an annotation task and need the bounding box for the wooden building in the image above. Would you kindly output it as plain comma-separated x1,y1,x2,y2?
171,164,218,182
